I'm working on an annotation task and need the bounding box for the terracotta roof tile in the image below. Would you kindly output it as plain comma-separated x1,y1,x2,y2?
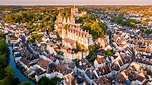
38,59,49,69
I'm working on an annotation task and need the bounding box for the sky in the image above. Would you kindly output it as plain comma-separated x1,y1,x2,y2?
0,0,152,5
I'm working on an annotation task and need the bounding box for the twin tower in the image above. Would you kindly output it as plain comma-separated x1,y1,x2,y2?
55,6,79,30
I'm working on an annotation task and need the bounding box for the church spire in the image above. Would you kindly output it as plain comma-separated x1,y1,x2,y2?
58,11,61,16
57,10,62,23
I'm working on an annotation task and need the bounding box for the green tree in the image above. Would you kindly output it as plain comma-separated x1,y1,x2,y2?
43,15,50,22
105,49,114,56
64,24,70,31
145,28,151,35
142,21,148,26
83,21,107,39
20,82,31,85
1,76,13,85
1,76,19,85
57,51,64,56
0,55,8,68
39,77,61,85
4,66,14,77
0,38,9,55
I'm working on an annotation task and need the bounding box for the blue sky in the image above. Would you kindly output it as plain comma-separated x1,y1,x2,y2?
0,0,152,5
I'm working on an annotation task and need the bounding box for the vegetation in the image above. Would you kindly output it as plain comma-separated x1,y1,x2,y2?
0,32,9,79
20,82,31,85
105,49,114,56
1,76,19,85
39,77,62,85
2,7,57,32
145,28,152,35
57,51,64,56
0,66,20,85
100,6,152,17
83,20,107,39
76,43,87,52
0,32,20,85
64,24,70,31
75,59,80,67
86,44,100,64
76,14,91,23
110,13,142,28
29,34,44,43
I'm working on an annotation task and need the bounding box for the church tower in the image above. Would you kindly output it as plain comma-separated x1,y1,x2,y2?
71,13,75,25
63,17,66,25
57,11,63,24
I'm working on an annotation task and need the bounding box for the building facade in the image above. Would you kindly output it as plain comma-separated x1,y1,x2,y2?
62,27,93,49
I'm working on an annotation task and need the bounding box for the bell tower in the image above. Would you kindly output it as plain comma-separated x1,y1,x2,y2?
71,13,75,25
57,11,62,24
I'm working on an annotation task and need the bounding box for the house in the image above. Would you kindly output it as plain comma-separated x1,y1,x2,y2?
135,47,151,54
136,71,148,85
9,37,19,44
94,57,105,68
35,68,46,82
96,37,106,48
46,41,57,55
38,59,49,69
64,74,85,85
63,50,85,62
94,79,105,85
46,63,72,79
20,58,31,70
78,60,92,75
64,74,74,85
130,62,143,71
84,69,96,85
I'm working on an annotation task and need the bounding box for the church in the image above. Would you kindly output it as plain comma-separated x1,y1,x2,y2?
55,6,94,49
54,11,75,30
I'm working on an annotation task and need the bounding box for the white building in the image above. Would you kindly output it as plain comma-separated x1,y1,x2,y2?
62,27,93,49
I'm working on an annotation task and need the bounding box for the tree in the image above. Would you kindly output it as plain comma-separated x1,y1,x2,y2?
145,28,151,35
0,38,9,55
4,66,14,77
75,59,80,67
76,17,83,23
57,51,64,56
105,49,114,56
129,22,136,28
76,43,87,52
0,55,8,68
1,76,19,85
64,24,70,31
42,15,50,22
142,21,148,26
83,21,107,39
0,32,5,38
20,82,31,85
1,76,13,85
39,77,61,85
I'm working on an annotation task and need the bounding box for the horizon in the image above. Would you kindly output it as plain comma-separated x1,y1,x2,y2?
0,0,152,6
0,4,152,6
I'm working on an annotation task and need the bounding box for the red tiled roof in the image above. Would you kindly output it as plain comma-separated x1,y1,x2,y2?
38,59,49,69
21,58,30,68
64,38,76,44
10,37,18,40
96,58,105,64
